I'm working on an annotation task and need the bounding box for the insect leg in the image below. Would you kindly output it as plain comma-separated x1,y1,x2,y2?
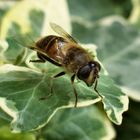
29,53,46,63
50,71,66,92
71,74,78,107
39,71,65,100
30,59,45,63
29,53,62,67
30,47,62,66
94,79,102,99
53,71,66,78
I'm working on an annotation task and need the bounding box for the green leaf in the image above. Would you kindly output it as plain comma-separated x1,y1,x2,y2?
0,64,98,132
42,106,115,140
67,1,139,100
96,20,140,96
129,0,140,28
0,0,71,64
0,64,128,131
0,1,19,21
0,124,35,140
68,0,132,22
0,118,9,127
98,74,128,125
0,0,45,64
0,108,12,123
114,99,140,140
0,0,129,132
71,16,140,100
0,40,8,64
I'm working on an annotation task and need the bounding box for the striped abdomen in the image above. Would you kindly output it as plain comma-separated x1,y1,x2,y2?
36,35,67,63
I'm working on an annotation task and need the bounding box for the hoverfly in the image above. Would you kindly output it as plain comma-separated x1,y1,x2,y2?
15,23,101,107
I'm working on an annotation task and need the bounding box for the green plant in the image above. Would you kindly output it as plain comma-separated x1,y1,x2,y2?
0,0,139,140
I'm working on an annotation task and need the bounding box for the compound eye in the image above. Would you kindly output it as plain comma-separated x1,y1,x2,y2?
77,65,91,80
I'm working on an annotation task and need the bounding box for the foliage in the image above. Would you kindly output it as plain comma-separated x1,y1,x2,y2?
0,0,139,140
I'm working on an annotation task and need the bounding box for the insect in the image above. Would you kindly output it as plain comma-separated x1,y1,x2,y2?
21,23,101,107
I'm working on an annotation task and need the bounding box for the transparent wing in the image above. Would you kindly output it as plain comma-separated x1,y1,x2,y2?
50,22,78,43
6,35,35,49
6,35,50,58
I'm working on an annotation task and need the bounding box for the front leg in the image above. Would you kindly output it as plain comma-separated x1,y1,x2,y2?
30,59,45,63
71,74,78,107
94,78,102,99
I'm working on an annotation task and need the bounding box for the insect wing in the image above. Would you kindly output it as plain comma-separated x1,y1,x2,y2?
10,36,52,58
6,35,35,50
6,35,57,62
50,22,77,44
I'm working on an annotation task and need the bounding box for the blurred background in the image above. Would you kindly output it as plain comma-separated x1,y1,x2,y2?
0,0,140,140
